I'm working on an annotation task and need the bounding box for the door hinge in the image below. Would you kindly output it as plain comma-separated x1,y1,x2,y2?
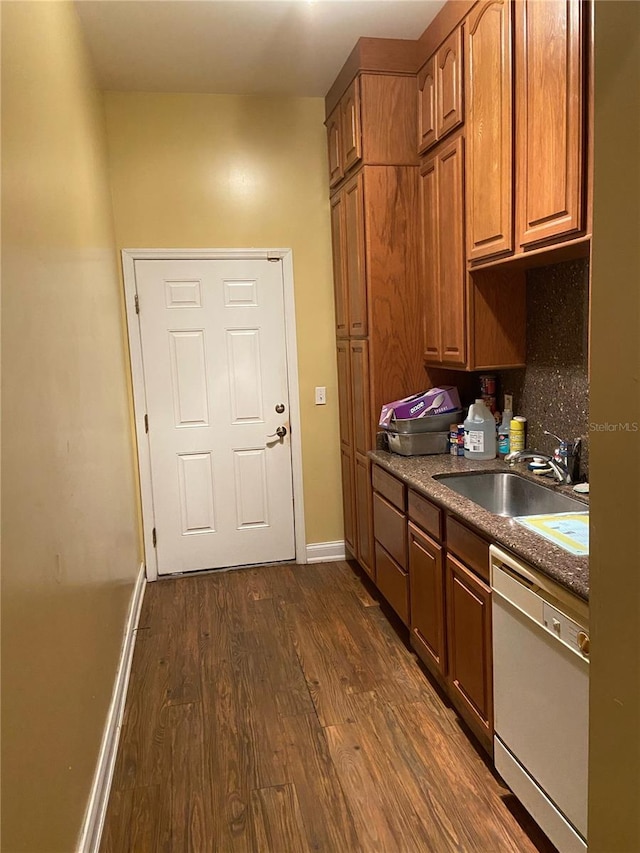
152,528,157,548
134,294,140,314
144,414,149,433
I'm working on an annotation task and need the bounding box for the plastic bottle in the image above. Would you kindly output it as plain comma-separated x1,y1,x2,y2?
497,409,512,457
464,399,497,460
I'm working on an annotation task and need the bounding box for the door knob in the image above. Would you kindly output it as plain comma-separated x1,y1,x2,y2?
267,425,287,440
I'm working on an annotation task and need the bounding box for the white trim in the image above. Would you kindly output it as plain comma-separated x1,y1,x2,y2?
121,248,306,577
77,563,146,853
305,540,346,564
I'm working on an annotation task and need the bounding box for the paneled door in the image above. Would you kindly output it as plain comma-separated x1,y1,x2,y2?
134,258,295,575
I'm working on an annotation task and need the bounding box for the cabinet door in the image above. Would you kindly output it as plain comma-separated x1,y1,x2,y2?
326,105,344,188
409,522,446,679
375,543,409,626
350,339,371,456
336,340,352,451
418,56,437,152
341,77,362,173
436,28,464,139
437,136,467,365
330,192,349,337
420,155,441,362
341,447,356,557
466,0,514,261
355,453,374,579
343,173,367,337
446,553,493,748
516,0,585,246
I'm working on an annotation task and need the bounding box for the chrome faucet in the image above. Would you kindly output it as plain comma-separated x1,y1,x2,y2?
505,450,573,484
506,429,582,485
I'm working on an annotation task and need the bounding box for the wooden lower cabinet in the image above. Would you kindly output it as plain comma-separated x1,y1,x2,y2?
370,465,494,755
375,543,409,626
408,522,446,680
445,552,493,751
354,453,374,579
340,448,356,557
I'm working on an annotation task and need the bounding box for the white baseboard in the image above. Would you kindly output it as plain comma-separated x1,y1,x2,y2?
305,540,346,564
77,563,146,853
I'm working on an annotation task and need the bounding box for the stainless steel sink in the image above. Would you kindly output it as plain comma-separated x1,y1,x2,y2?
433,471,587,517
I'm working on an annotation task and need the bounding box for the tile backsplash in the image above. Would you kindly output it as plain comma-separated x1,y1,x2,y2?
497,258,590,479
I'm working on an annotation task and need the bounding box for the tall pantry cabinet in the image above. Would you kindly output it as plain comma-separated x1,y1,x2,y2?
326,59,424,578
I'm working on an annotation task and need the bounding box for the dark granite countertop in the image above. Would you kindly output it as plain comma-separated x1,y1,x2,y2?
369,449,590,602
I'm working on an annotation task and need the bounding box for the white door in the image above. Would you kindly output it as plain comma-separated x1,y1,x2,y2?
135,258,295,575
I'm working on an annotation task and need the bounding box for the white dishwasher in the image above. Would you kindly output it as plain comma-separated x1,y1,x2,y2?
490,545,590,853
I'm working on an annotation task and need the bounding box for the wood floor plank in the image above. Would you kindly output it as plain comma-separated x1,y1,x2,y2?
281,711,362,853
99,788,132,853
324,722,403,852
250,783,311,853
168,701,214,851
166,580,202,706
111,637,170,791
201,653,254,853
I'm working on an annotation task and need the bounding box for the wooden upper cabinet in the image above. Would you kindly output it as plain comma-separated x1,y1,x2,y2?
516,0,585,246
343,172,368,337
326,105,344,188
438,136,466,365
341,77,362,174
437,28,464,139
418,25,464,154
330,192,348,337
421,136,466,367
418,57,437,152
466,0,514,262
420,156,441,362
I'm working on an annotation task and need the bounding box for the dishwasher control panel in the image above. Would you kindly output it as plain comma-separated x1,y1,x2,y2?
543,602,589,658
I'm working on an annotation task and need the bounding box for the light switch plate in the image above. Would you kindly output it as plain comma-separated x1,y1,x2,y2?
315,386,326,405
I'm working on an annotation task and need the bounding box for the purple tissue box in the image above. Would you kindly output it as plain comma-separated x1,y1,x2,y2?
379,387,461,427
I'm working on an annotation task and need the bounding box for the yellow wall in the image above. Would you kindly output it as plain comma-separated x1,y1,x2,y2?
588,2,640,849
0,2,140,850
103,91,343,546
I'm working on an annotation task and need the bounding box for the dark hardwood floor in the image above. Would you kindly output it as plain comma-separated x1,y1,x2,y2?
101,561,556,852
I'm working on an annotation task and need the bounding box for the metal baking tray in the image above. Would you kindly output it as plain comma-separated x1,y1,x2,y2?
386,430,450,456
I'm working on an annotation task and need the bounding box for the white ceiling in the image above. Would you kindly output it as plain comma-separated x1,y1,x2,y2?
75,0,446,97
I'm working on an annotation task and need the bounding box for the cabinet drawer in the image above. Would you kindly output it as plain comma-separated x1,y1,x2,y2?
373,492,407,569
446,515,490,583
372,465,406,511
375,543,409,626
408,489,443,542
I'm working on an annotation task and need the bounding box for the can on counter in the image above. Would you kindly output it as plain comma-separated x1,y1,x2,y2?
479,374,497,396
449,424,459,456
510,416,527,452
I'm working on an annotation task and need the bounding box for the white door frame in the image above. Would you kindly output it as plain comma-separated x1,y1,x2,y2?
122,248,306,581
